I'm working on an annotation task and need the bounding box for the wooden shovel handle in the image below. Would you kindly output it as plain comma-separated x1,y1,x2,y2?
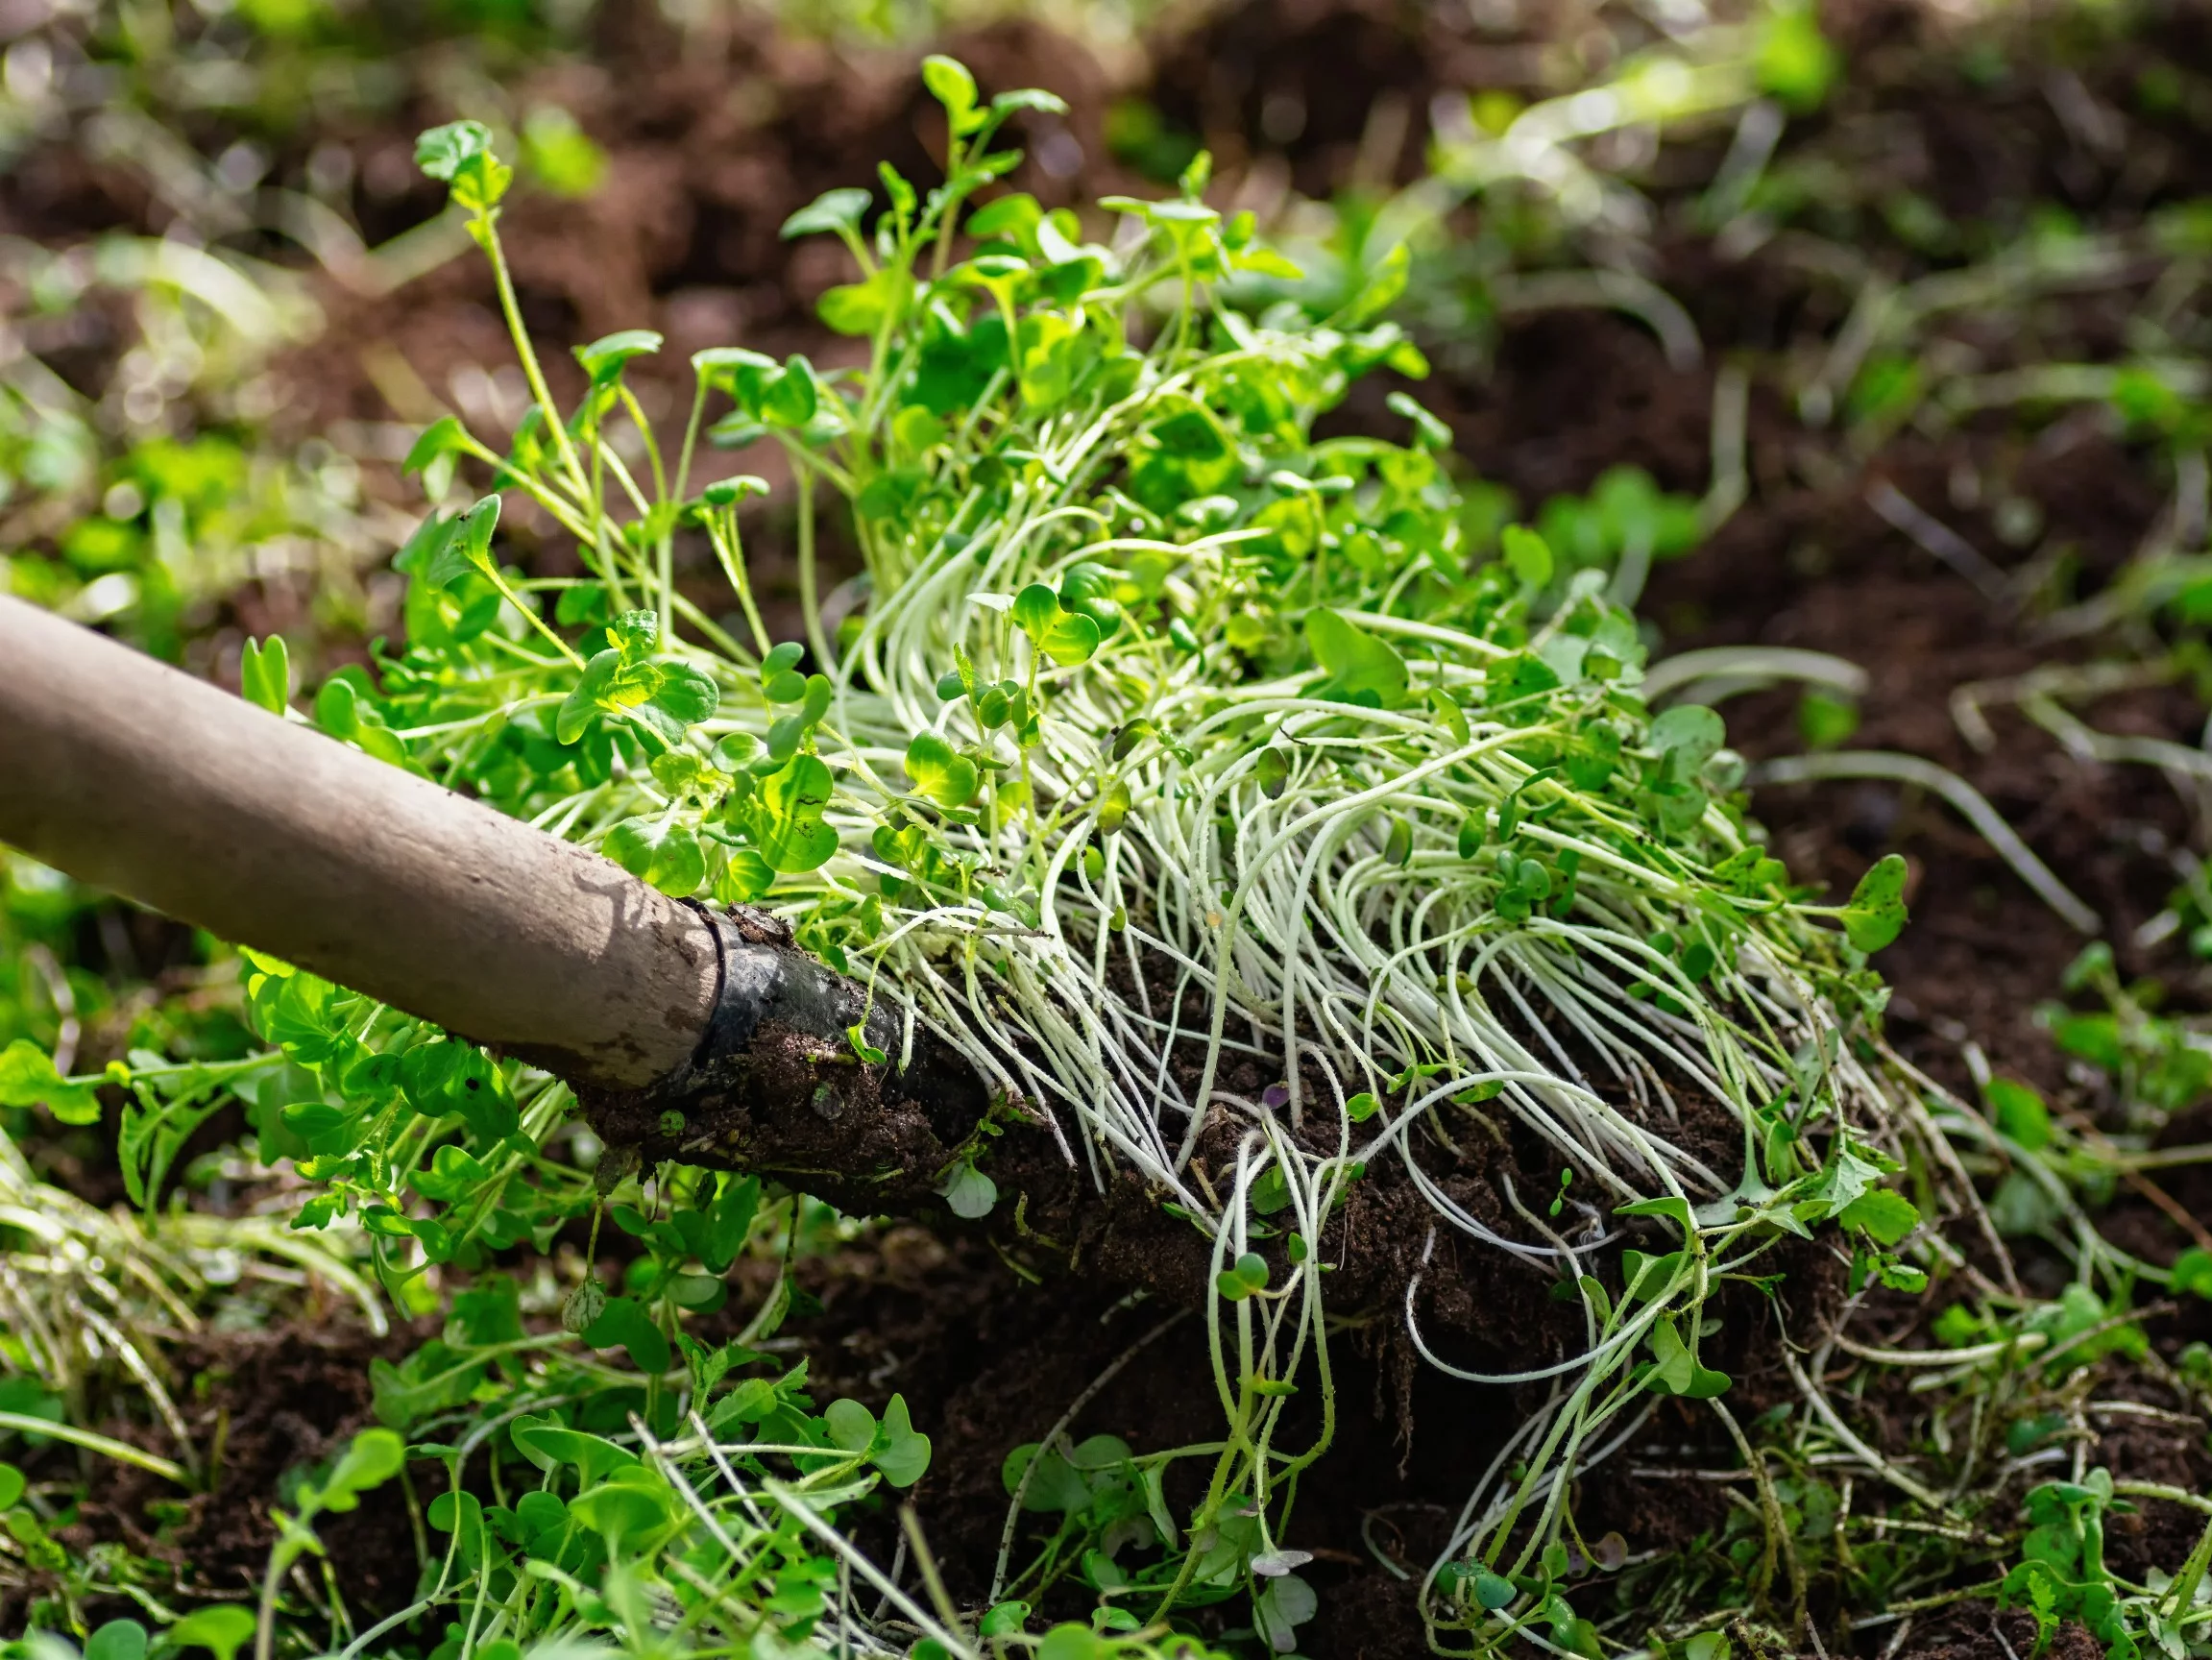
0,596,716,1091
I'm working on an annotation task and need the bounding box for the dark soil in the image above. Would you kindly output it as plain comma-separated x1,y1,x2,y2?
773,1223,1553,1655
24,1316,427,1630
287,7,1131,427
1893,1606,2104,1660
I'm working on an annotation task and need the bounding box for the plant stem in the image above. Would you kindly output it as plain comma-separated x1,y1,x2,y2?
0,1412,185,1481
480,564,586,670
797,466,833,671
475,213,589,500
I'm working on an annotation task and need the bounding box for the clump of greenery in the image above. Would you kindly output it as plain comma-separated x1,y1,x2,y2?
0,53,1968,1656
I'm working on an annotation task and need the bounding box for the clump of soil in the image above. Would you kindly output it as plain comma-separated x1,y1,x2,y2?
1898,1606,2103,1660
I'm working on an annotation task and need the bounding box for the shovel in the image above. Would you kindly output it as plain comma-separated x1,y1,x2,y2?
0,595,1009,1208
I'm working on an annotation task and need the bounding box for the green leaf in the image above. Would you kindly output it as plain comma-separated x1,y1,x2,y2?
818,266,909,336
693,345,779,395
1713,845,1787,894
649,661,720,727
758,754,839,873
922,55,981,133
1096,778,1130,834
510,1418,638,1483
606,607,657,656
1616,1194,1694,1235
0,1038,100,1125
693,474,770,513
905,732,979,808
0,1462,23,1510
395,511,460,588
414,120,492,183
967,192,1042,240
824,1398,876,1453
1799,691,1860,749
570,1477,673,1555
1801,1143,1887,1222
425,1489,487,1567
401,416,468,476
1757,2,1838,111
874,1393,932,1487
1036,1625,1103,1660
1212,1251,1269,1304
940,1160,997,1219
715,850,774,905
317,1428,406,1513
1010,583,1102,667
409,1142,488,1203
1254,1573,1318,1651
85,1621,147,1660
1841,853,1910,951
1383,817,1413,867
1496,766,1557,842
2173,1247,2212,1300
763,356,819,427
1984,1078,2051,1151
1005,1443,1092,1514
980,1602,1032,1637
1387,390,1452,450
1486,650,1562,712
519,105,605,197
1620,1249,1684,1303
1649,703,1725,769
414,121,511,210
311,677,362,747
240,635,290,715
678,1172,760,1275
556,648,619,745
169,1607,255,1660
395,1038,517,1142
574,330,663,382
603,818,706,897
1838,1188,1922,1247
676,1333,749,1400
782,187,873,241
1472,1568,1517,1610
993,87,1068,118
1428,688,1471,745
1647,1317,1730,1398
425,495,499,589
581,1295,673,1373
1501,524,1553,586
1305,608,1408,706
